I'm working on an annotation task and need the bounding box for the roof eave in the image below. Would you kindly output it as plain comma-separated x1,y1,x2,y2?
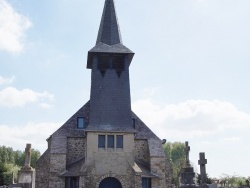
87,43,134,69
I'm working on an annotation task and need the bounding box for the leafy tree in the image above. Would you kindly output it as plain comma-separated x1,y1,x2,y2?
0,146,16,164
14,150,25,167
196,173,212,185
246,179,249,187
30,149,41,168
0,163,18,186
12,148,40,168
163,142,186,186
0,145,41,186
219,174,249,187
0,162,7,185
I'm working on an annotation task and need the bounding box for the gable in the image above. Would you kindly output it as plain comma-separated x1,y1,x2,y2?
132,111,165,157
49,101,90,154
49,101,163,154
132,111,159,140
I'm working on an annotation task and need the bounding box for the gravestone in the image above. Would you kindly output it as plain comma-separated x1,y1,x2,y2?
9,144,35,188
198,152,209,188
179,141,197,188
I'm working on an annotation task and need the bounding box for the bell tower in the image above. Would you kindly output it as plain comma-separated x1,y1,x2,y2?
87,0,135,132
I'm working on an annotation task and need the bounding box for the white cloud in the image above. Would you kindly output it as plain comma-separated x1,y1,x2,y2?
132,94,250,177
0,87,54,108
39,103,53,109
219,137,241,143
0,75,15,85
0,122,61,152
132,98,250,140
0,0,32,53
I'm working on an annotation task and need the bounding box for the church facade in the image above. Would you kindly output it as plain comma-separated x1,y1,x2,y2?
36,0,172,188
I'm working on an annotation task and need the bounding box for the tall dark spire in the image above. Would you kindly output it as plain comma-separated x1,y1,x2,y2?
87,0,134,69
96,0,122,45
86,0,135,132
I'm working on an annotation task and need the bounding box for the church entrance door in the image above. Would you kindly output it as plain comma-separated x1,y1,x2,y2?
99,177,122,188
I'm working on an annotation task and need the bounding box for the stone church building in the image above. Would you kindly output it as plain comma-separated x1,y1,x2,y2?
36,0,172,187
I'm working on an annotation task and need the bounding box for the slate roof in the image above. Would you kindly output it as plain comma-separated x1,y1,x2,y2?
49,101,165,158
87,0,134,69
51,102,161,140
52,101,89,137
96,0,122,46
49,102,89,154
132,112,159,140
135,160,159,178
60,157,85,177
131,112,165,157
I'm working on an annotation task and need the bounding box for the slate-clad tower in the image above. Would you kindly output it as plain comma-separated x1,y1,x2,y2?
87,0,134,132
36,0,173,188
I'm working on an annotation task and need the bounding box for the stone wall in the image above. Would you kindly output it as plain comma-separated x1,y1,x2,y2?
165,158,174,187
93,152,133,175
48,154,66,188
151,157,167,188
80,143,136,188
134,174,141,188
82,172,136,188
35,150,50,188
134,139,150,165
67,137,86,165
48,174,65,188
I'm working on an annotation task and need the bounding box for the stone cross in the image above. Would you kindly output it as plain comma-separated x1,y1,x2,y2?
185,141,190,167
198,152,207,184
24,143,32,169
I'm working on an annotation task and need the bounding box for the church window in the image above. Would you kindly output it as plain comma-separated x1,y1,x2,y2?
98,135,106,148
107,135,114,148
142,178,151,188
77,117,85,129
116,135,123,148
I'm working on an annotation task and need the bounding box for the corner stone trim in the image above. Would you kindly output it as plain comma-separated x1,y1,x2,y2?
96,173,126,188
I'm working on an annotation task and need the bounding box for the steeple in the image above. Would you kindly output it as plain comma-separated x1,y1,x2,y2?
96,0,122,45
86,0,135,132
87,0,134,69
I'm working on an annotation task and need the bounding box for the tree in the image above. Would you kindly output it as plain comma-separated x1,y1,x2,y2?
219,174,249,187
163,142,186,186
246,179,249,187
30,149,41,168
0,145,41,186
196,173,212,185
0,163,17,186
14,150,25,167
0,163,7,185
13,148,40,168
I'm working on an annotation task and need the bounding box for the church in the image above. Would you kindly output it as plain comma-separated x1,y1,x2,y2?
36,0,172,187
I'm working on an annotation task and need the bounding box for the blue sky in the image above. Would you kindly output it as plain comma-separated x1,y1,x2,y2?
1,0,250,178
